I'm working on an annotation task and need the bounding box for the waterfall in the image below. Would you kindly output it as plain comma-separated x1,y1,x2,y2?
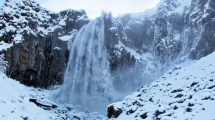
56,16,114,112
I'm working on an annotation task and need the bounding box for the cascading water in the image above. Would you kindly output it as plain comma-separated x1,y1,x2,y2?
56,16,114,112
53,14,161,113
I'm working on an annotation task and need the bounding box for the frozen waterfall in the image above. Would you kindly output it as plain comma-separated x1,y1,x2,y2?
56,16,114,112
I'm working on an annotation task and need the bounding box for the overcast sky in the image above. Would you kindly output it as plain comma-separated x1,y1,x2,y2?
38,0,160,19
0,0,160,19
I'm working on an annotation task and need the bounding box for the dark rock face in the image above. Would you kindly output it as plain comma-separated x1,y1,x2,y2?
103,13,156,92
154,0,215,61
0,0,89,87
188,0,215,59
107,105,122,118
104,14,137,71
5,34,68,87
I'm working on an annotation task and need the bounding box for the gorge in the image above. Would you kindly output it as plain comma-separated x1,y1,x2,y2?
0,0,215,119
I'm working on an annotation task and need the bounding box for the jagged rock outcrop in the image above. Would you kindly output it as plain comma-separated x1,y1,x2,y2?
0,0,89,87
154,0,215,63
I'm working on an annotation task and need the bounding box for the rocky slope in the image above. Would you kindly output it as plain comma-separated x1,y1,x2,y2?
107,48,215,120
0,0,89,87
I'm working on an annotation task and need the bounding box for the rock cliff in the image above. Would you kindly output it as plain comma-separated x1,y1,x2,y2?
101,0,215,91
0,0,89,87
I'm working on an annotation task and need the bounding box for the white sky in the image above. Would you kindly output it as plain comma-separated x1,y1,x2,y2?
36,0,160,19
0,0,160,19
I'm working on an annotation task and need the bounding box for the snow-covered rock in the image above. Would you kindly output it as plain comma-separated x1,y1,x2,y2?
102,0,215,94
108,51,215,120
0,0,89,87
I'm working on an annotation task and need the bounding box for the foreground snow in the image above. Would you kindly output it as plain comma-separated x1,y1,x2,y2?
109,51,215,120
0,73,54,120
0,72,70,120
0,72,106,120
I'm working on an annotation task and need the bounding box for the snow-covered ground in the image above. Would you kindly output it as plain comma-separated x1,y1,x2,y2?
0,62,106,120
0,72,107,120
108,51,215,120
0,72,59,120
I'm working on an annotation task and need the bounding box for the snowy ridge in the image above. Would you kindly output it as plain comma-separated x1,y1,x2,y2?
108,51,215,120
0,0,51,51
0,0,88,51
0,0,51,44
158,0,192,15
